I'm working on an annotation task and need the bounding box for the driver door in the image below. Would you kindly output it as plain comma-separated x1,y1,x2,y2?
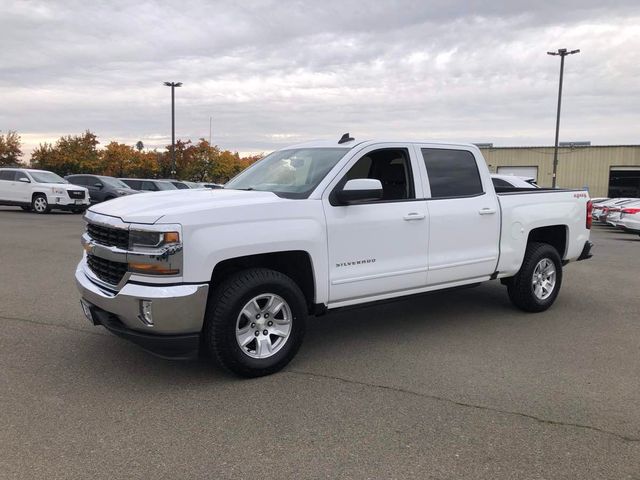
322,145,429,304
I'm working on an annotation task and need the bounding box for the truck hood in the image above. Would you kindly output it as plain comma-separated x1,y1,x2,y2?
88,188,284,224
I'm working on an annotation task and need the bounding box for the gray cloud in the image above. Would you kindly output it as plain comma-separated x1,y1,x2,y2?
1,0,639,155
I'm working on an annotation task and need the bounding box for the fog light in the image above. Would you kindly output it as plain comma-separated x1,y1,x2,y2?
139,299,154,326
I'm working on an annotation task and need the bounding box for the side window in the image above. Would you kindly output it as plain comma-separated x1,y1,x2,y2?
492,178,512,189
421,148,483,198
70,176,86,186
124,180,140,190
142,181,158,191
0,170,16,181
340,148,414,201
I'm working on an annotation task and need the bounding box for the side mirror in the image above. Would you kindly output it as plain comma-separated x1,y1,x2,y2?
18,177,30,183
94,182,104,189
335,178,383,205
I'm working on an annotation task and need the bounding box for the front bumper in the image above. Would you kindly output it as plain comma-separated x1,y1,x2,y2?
75,261,209,358
49,193,90,208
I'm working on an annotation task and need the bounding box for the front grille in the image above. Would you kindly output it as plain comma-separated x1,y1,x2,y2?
87,254,128,286
87,223,129,250
67,190,86,199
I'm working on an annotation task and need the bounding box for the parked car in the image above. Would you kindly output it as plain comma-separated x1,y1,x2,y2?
606,199,640,227
618,204,640,235
0,167,89,214
491,174,539,189
119,178,178,192
599,198,637,224
65,174,139,203
76,137,593,377
592,198,633,223
163,180,203,189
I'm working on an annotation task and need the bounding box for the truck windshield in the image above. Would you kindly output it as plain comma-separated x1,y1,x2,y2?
225,148,349,199
29,171,67,184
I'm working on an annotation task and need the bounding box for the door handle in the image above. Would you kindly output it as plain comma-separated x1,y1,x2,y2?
478,207,497,215
403,212,425,221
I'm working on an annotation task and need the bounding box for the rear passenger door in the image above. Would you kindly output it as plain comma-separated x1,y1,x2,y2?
416,146,500,285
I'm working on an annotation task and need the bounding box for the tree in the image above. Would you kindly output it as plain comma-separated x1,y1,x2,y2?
0,130,23,166
135,140,144,152
101,142,137,177
31,130,100,175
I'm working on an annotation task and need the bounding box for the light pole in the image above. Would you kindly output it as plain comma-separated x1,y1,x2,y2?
547,48,579,188
163,81,182,177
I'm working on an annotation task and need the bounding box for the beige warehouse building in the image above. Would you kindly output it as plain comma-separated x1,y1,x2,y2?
478,145,640,198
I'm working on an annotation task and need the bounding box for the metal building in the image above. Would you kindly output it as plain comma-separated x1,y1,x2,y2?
479,145,640,198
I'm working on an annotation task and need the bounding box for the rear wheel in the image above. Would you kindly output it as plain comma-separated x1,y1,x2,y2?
507,242,563,312
203,268,307,377
32,194,50,214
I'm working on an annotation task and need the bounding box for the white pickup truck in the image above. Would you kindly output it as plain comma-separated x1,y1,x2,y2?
75,136,593,377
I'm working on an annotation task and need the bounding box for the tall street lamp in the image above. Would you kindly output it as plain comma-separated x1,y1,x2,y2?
163,81,182,177
547,48,579,188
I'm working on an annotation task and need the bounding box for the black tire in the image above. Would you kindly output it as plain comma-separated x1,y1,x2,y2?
20,206,31,212
104,196,116,201
507,242,563,312
31,194,50,214
203,268,307,377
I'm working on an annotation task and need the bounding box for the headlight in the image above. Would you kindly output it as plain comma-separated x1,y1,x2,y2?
129,230,180,249
127,227,182,276
117,190,130,195
52,187,65,195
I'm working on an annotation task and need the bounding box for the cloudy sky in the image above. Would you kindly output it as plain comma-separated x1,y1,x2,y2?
1,0,639,157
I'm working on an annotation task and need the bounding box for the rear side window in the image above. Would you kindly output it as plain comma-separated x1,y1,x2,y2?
68,176,87,186
141,181,158,191
122,179,141,189
492,178,512,188
0,170,16,181
421,148,483,198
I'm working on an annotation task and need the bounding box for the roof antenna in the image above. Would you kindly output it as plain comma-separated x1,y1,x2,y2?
338,132,354,144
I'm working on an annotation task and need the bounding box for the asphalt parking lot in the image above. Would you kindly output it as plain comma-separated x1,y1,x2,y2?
0,206,638,479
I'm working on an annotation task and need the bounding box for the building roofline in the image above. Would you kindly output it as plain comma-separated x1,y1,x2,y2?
479,144,640,149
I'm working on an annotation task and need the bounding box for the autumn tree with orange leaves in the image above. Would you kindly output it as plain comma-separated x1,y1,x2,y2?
29,131,260,183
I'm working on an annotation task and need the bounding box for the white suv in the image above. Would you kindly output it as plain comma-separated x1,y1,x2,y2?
0,168,90,214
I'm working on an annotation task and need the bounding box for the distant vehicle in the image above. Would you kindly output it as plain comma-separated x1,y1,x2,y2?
0,167,89,214
202,183,224,189
592,198,632,222
618,203,640,235
65,174,138,203
606,199,640,227
491,174,539,189
162,180,203,189
119,178,178,192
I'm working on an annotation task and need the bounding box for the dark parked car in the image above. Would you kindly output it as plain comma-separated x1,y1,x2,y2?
65,174,138,203
119,178,178,192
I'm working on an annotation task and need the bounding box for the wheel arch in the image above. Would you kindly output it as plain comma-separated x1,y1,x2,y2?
527,225,568,259
210,250,317,313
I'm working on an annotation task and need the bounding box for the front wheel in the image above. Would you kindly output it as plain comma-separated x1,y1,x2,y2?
32,194,50,214
507,242,563,312
203,268,307,377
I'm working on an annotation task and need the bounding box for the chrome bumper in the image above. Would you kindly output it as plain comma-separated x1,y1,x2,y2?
75,259,209,335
